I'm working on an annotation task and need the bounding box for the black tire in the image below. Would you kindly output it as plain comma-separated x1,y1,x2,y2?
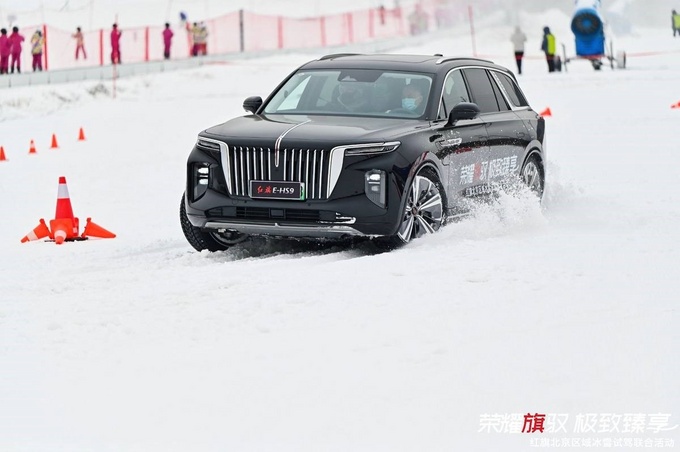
179,194,248,252
374,168,445,249
520,155,545,199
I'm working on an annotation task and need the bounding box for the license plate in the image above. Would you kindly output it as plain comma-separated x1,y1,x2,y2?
250,181,306,200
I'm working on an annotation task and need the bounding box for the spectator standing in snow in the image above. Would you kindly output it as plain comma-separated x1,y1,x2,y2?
31,30,44,71
0,29,10,75
110,23,122,64
510,25,527,74
73,26,86,60
673,10,680,37
162,23,174,59
189,22,199,56
9,27,24,74
541,26,556,73
194,22,208,55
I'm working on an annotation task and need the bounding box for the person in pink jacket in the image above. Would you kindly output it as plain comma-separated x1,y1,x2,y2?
110,23,121,64
0,29,10,74
9,26,24,74
162,23,173,59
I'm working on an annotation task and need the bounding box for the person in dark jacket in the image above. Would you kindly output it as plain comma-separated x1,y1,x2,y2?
541,26,556,73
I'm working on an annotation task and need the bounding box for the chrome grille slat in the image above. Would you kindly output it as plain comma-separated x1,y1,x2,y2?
260,148,264,181
318,151,324,200
311,150,317,199
246,147,251,194
298,149,303,182
223,144,336,200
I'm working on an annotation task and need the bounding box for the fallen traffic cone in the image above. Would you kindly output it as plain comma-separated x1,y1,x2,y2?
0,146,6,161
671,101,680,109
20,218,51,243
22,176,113,245
49,218,73,245
54,176,80,236
539,107,552,117
28,139,37,154
50,133,59,149
81,218,116,239
78,127,86,141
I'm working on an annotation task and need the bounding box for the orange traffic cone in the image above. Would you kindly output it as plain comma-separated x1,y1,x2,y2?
78,127,86,141
671,101,680,109
49,218,72,245
0,146,6,161
54,177,79,236
21,219,52,243
82,218,116,239
539,107,552,117
50,133,59,149
28,139,37,154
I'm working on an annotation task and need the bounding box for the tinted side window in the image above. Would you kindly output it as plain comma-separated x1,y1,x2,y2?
490,74,510,111
439,70,470,119
495,72,529,107
462,68,500,114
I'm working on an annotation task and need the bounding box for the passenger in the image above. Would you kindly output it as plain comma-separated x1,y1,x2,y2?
398,79,428,114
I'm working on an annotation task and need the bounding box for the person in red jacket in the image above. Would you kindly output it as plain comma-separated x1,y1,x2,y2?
110,23,122,64
162,22,173,59
0,29,10,74
9,26,24,74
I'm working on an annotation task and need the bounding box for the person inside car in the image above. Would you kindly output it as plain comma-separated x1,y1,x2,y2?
388,79,428,114
333,82,369,112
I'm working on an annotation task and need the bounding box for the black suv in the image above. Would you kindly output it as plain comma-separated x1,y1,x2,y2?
181,53,546,251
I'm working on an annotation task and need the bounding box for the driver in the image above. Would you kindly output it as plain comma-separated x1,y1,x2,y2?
336,82,368,112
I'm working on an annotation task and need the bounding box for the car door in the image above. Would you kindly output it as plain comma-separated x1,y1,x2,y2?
463,68,529,193
433,68,490,212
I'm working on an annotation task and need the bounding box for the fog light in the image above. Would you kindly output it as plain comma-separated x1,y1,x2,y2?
193,163,210,201
365,170,386,208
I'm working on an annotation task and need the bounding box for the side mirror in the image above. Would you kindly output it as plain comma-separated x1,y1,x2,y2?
243,96,263,114
447,102,480,126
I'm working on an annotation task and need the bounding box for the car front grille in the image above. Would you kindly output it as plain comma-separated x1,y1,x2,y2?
225,145,332,200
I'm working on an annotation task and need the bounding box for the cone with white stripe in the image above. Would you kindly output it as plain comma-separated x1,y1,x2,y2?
54,176,79,237
20,218,51,243
49,218,72,245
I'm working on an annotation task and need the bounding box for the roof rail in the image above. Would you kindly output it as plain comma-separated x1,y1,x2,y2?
435,56,494,65
319,53,362,61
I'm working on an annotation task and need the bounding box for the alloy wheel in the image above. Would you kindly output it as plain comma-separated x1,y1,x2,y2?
397,174,443,243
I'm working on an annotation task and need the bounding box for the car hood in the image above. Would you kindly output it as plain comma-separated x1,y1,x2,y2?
202,114,426,146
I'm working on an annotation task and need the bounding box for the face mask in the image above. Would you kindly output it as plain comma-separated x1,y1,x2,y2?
402,98,417,111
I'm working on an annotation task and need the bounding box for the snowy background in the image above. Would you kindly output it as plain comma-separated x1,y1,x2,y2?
1,1,679,451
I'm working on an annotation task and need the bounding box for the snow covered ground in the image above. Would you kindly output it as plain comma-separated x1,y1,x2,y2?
0,7,679,452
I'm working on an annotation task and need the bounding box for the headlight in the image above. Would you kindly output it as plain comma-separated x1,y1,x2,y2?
365,170,386,208
344,141,400,156
192,162,210,201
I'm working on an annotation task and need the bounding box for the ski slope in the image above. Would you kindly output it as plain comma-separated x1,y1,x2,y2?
0,8,679,452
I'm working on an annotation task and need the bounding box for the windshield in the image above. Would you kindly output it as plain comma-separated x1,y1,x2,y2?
263,69,433,119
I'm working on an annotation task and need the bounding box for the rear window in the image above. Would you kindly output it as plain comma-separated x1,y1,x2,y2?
494,72,529,108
